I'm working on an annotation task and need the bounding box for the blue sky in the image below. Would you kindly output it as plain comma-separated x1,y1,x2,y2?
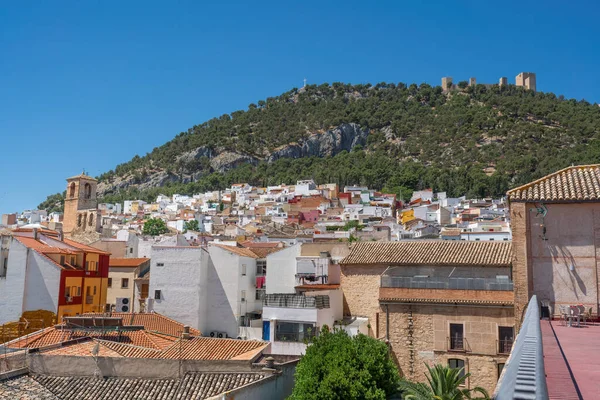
1,1,599,214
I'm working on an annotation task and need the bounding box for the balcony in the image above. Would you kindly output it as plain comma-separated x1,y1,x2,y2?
448,336,470,352
263,294,330,309
380,276,513,291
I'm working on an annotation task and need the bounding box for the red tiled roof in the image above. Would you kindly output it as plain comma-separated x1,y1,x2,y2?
239,241,280,248
109,258,150,268
160,337,267,360
211,244,259,258
81,313,201,337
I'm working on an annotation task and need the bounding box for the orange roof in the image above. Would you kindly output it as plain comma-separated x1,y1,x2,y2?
211,244,259,258
81,313,201,337
239,241,280,249
160,337,267,361
63,237,110,255
14,236,77,255
248,247,283,258
109,258,150,268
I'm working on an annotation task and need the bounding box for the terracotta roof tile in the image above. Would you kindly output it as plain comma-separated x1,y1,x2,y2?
340,241,512,267
507,164,600,202
160,337,267,360
211,244,259,258
109,258,150,267
81,312,201,337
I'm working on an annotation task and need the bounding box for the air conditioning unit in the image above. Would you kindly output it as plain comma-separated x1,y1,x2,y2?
209,331,227,338
116,297,131,312
209,331,218,338
65,296,73,303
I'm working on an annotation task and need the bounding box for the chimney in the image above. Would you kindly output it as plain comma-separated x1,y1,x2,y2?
33,228,38,240
182,325,190,340
58,229,64,241
262,356,280,374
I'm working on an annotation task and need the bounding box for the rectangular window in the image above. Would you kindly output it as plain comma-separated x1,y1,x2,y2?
60,256,65,265
498,326,514,354
154,290,161,299
275,322,316,342
129,248,133,254
121,278,129,288
1,257,7,277
241,290,246,302
86,286,91,296
65,286,71,297
93,286,97,295
107,278,112,288
449,323,464,351
76,287,81,297
449,359,466,379
256,260,267,275
255,289,265,301
241,264,247,276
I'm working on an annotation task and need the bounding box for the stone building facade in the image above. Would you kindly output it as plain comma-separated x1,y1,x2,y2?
63,173,101,237
340,241,514,394
508,165,600,326
515,72,536,92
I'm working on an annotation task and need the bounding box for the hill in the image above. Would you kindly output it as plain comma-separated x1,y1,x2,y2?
39,82,600,210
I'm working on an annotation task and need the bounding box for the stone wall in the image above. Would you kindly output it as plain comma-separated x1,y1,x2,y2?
340,265,386,337
511,201,600,329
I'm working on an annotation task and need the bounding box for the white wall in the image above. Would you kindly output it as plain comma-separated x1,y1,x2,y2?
106,267,136,308
23,251,61,314
149,247,208,332
206,246,258,338
0,239,28,323
266,244,300,294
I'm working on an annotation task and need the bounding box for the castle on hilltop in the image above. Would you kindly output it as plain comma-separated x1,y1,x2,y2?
442,72,536,92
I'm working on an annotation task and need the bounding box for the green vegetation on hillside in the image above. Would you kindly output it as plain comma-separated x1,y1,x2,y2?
38,82,600,211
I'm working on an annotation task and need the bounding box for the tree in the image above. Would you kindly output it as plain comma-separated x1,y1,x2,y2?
457,81,469,89
290,327,400,400
143,218,169,236
399,363,490,400
184,219,200,232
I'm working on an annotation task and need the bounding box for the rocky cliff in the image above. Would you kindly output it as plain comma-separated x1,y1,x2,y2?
97,123,368,196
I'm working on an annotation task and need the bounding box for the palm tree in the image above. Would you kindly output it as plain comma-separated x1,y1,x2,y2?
399,363,490,400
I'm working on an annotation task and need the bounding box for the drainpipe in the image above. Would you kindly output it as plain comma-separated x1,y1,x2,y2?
385,304,390,341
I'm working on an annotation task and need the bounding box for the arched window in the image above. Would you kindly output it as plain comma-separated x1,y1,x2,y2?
89,213,94,227
82,214,87,228
69,183,76,198
84,183,92,199
77,214,82,227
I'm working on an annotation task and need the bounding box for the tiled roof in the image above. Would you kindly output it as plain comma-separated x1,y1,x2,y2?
211,244,259,258
109,257,150,267
507,164,600,202
25,373,268,400
0,375,58,400
6,328,178,350
81,313,201,337
378,297,513,305
248,247,283,258
160,337,268,360
340,241,512,266
239,241,281,248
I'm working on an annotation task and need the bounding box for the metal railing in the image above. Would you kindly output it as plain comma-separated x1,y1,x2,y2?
85,296,94,304
381,276,513,291
498,339,513,355
494,295,548,400
447,336,470,352
263,294,330,309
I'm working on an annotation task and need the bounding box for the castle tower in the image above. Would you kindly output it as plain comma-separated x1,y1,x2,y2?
441,77,453,91
469,77,476,87
516,72,536,92
63,173,100,235
499,77,508,86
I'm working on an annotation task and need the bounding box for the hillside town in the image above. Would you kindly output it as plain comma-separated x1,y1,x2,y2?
2,165,600,398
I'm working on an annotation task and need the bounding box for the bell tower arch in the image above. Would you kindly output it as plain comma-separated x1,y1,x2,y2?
63,173,98,235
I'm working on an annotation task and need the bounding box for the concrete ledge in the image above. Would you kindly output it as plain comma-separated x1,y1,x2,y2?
0,367,28,381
